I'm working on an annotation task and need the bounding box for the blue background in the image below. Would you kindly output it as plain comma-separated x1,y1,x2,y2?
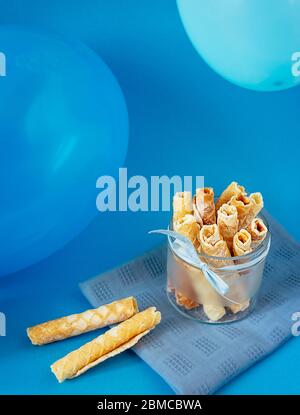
0,0,299,394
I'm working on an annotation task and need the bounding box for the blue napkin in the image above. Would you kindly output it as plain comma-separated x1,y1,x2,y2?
80,212,300,394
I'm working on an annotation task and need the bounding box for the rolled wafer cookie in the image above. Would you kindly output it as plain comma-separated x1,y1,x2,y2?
173,214,200,248
246,217,267,249
174,254,224,320
242,192,264,228
232,229,252,256
51,307,161,382
194,187,216,225
199,224,231,267
199,225,247,316
197,224,230,321
230,230,252,313
192,195,203,227
27,297,138,345
217,203,238,252
175,291,199,310
215,181,246,211
173,191,192,222
229,194,253,230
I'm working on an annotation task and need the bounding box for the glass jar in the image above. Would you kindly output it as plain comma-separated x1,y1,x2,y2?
166,213,271,323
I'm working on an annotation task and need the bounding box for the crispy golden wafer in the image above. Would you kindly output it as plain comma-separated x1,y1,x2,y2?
27,297,138,345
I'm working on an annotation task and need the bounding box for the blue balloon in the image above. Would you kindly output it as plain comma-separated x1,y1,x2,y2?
0,26,128,276
177,0,300,91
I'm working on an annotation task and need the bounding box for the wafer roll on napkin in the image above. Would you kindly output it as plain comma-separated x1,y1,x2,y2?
51,307,161,382
247,217,267,248
233,229,252,256
217,204,239,252
173,191,192,222
215,181,246,211
27,297,138,346
173,214,200,248
194,187,216,225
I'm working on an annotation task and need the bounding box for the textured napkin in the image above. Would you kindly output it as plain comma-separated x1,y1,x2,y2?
80,212,300,394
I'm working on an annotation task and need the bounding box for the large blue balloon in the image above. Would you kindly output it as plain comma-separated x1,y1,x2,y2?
0,26,128,276
177,0,300,91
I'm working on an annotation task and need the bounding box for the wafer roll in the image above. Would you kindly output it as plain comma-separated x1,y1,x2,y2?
194,187,216,225
173,214,200,248
27,297,138,346
199,224,231,267
192,195,203,227
197,224,230,321
173,191,192,222
169,235,225,321
229,194,252,229
199,225,248,316
203,304,227,322
175,291,199,310
51,307,161,382
233,229,252,256
216,181,246,211
246,217,267,249
230,300,250,314
230,230,252,313
217,204,239,252
179,261,225,321
242,192,264,228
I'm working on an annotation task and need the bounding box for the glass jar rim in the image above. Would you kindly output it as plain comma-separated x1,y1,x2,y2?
168,210,271,271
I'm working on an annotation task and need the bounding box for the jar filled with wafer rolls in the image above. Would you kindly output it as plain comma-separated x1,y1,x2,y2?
166,184,271,323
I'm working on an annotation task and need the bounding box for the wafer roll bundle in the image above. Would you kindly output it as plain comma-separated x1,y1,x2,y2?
173,191,192,221
194,187,216,225
167,180,268,321
216,181,246,211
217,203,238,251
51,307,161,382
247,217,267,248
27,297,138,345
